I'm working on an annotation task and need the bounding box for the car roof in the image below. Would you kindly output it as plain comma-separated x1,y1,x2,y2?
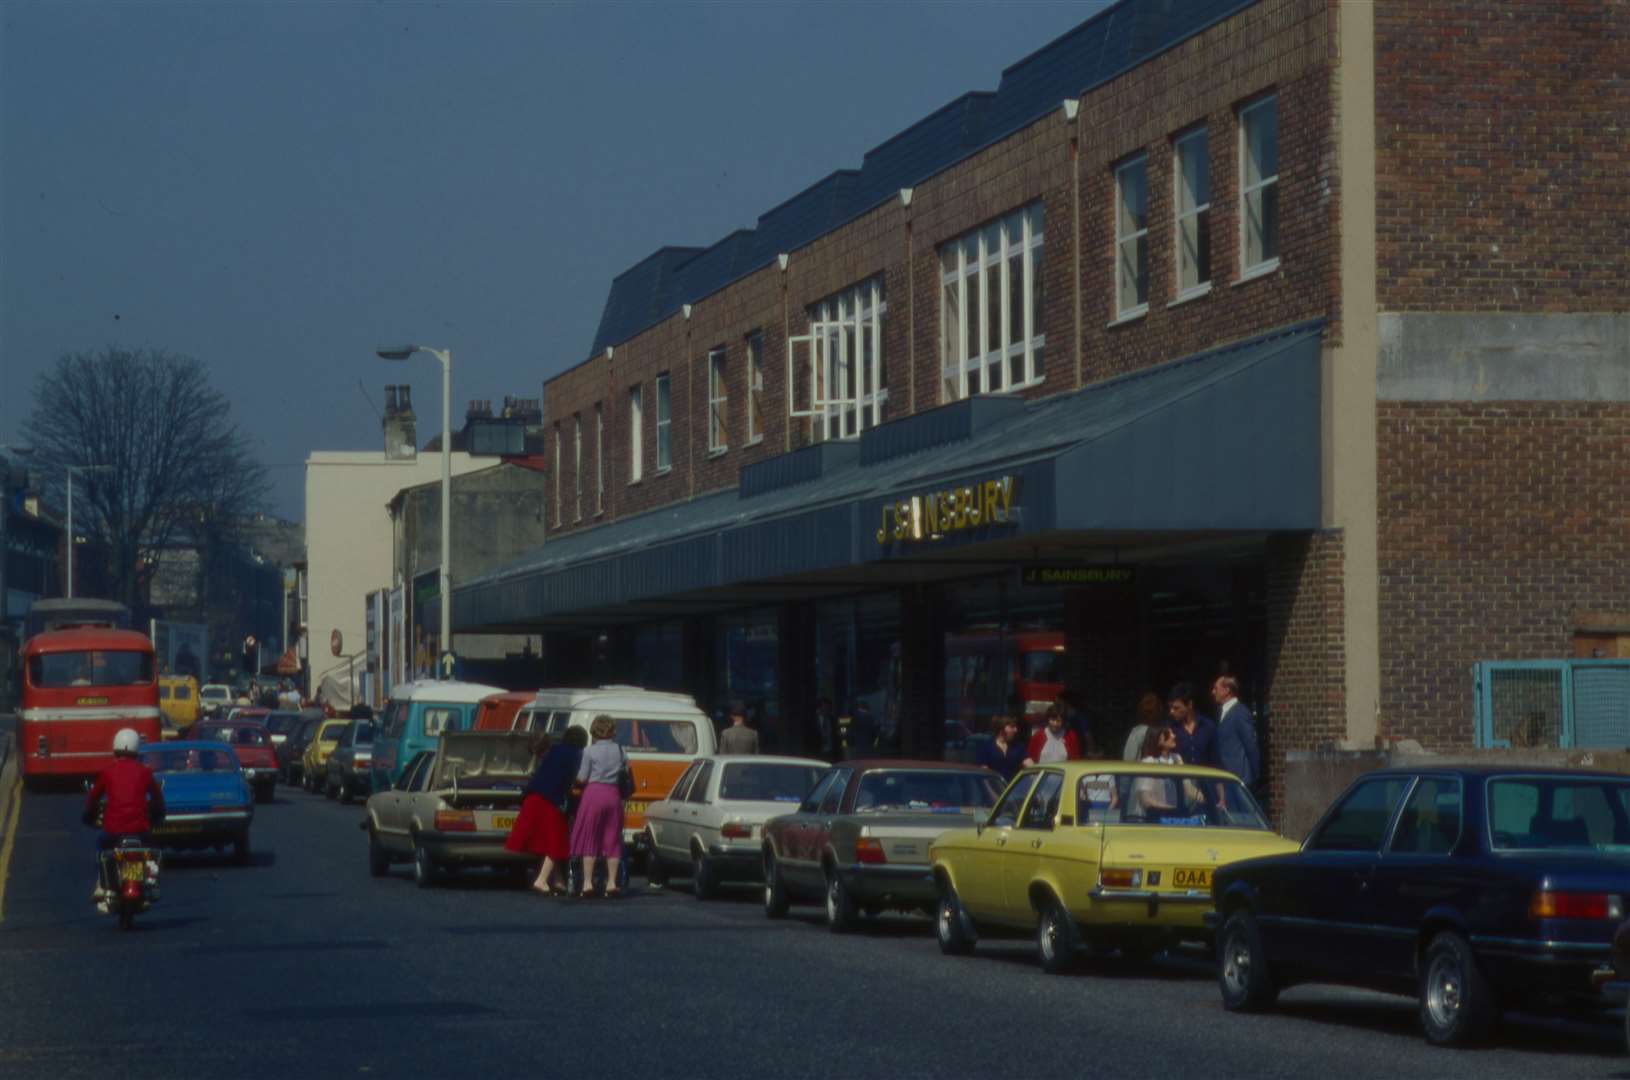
388,680,505,704
1364,765,1630,780
1037,760,1243,781
695,754,829,769
840,759,998,773
140,740,240,752
528,688,706,718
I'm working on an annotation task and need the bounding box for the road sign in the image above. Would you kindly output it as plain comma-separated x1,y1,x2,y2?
439,651,459,681
331,629,343,657
244,634,257,649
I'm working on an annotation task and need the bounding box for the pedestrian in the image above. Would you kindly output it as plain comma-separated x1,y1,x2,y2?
718,699,759,755
1166,682,1218,768
1057,689,1097,757
1130,724,1183,817
813,696,838,761
1122,691,1163,762
975,714,1027,782
1211,675,1261,789
1023,703,1082,766
569,715,628,898
506,728,585,895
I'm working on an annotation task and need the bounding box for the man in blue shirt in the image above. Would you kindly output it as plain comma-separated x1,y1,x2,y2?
1167,682,1217,768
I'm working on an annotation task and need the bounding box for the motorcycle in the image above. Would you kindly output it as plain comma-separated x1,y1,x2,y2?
95,838,161,931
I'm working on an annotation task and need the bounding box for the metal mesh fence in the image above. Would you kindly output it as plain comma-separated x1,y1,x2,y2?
1572,664,1630,749
1486,667,1563,748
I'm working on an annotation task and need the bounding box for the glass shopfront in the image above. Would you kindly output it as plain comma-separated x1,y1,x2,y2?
941,575,1067,758
816,593,902,758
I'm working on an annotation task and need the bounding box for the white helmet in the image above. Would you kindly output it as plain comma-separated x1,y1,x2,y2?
112,728,141,755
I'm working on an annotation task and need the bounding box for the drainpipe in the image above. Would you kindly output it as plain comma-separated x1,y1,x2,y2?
1064,98,1083,390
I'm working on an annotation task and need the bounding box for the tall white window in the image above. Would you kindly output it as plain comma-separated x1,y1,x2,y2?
707,347,728,453
572,414,582,521
789,277,887,440
628,385,643,483
938,203,1044,402
1115,155,1149,318
594,404,603,512
1173,129,1211,297
746,331,764,444
1239,95,1279,276
552,425,561,526
655,372,672,471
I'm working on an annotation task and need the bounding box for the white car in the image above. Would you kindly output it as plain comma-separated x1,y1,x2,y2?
199,683,233,719
644,754,828,898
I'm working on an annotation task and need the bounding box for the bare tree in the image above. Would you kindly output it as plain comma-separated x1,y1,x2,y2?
24,346,270,607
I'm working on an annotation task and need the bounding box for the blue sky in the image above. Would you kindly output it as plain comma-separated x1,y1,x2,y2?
1,0,1104,520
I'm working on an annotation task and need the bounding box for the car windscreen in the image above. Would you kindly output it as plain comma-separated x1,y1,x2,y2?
201,686,230,701
611,717,699,754
196,726,268,747
29,650,154,688
318,724,348,742
719,763,824,803
352,724,374,745
852,770,1000,813
1487,776,1630,851
1075,772,1269,829
142,746,239,773
266,713,302,733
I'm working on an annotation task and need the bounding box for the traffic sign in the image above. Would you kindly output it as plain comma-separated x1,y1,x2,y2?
439,651,460,680
244,634,257,649
330,629,343,657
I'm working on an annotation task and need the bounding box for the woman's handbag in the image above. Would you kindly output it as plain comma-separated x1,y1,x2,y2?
617,748,636,799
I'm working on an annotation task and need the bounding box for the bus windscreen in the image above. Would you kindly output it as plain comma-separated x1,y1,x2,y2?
28,651,155,688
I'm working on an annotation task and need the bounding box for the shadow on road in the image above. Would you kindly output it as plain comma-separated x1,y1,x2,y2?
1274,993,1626,1056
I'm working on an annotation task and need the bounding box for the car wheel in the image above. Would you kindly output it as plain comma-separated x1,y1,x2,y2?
825,869,859,933
936,884,977,956
324,776,337,800
413,842,437,889
301,769,314,793
1036,897,1080,974
118,904,135,931
232,833,251,866
762,854,789,919
1420,931,1496,1046
692,850,717,901
1218,910,1278,1011
644,833,668,888
338,777,353,805
368,827,389,878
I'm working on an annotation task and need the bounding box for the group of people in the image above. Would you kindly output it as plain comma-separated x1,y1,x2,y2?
974,675,1262,791
502,714,631,899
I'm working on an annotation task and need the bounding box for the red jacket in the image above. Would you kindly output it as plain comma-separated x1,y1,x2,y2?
85,757,165,835
1026,727,1082,762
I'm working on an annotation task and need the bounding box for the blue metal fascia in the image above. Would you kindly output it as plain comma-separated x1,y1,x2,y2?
739,440,862,499
857,394,1028,466
720,505,856,581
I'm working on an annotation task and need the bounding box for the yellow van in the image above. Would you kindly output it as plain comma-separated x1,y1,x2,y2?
158,674,201,732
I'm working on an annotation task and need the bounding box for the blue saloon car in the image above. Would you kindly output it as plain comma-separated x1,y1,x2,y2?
139,741,255,864
1211,766,1630,1046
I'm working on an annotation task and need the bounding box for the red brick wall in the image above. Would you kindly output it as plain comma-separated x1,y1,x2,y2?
1375,1,1630,311
1376,403,1630,748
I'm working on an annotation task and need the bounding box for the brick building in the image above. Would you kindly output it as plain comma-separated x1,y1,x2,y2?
452,0,1630,812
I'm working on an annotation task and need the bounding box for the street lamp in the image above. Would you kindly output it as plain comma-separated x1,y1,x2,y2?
377,344,452,675
65,464,112,599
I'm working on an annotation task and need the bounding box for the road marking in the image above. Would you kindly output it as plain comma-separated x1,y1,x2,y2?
0,780,19,924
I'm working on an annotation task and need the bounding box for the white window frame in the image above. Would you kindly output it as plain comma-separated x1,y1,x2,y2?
594,404,603,512
1239,94,1280,279
707,347,728,453
552,425,561,526
787,276,887,441
655,372,672,472
746,331,764,445
938,203,1045,402
1172,128,1211,300
572,414,582,522
628,385,643,483
1114,154,1149,320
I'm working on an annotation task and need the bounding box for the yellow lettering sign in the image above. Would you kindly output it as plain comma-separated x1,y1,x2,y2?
876,475,1019,547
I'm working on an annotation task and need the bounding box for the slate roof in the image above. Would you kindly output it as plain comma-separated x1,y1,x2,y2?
587,0,1258,358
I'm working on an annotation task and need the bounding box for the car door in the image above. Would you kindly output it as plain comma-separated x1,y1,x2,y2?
653,762,700,858
958,771,1038,920
790,768,849,891
377,751,433,851
771,769,835,882
1369,775,1467,980
679,761,716,857
1264,773,1415,979
1003,770,1066,915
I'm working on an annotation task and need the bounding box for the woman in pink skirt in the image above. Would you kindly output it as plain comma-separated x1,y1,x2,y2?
568,714,628,898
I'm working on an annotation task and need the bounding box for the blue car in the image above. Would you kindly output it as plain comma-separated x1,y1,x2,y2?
1211,766,1630,1047
139,741,255,864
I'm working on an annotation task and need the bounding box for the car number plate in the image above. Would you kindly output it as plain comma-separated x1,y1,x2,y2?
623,800,649,817
492,814,517,831
1172,866,1212,889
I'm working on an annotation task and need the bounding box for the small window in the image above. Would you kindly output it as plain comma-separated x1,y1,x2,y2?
629,385,644,482
668,761,702,803
1173,128,1211,296
687,761,715,804
175,685,191,700
422,707,456,739
655,373,672,472
1019,771,1065,830
800,770,840,814
819,768,852,815
159,685,171,700
707,347,728,453
1388,777,1463,855
402,751,434,791
1114,154,1149,318
989,772,1039,829
746,332,765,444
1307,775,1413,852
1239,94,1279,275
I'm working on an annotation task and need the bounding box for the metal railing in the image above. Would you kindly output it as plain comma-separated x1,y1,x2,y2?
1473,660,1630,749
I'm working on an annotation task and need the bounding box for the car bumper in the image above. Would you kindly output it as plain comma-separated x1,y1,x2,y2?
153,810,252,847
836,863,937,906
420,833,531,867
703,843,765,881
1472,935,1617,1000
240,768,278,785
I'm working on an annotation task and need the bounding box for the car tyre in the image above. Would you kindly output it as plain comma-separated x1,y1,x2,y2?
1218,910,1278,1011
324,775,338,800
692,850,717,901
232,833,251,866
413,842,438,889
1420,931,1496,1047
936,885,977,956
762,853,789,919
644,833,668,888
1036,897,1080,974
825,868,859,933
368,827,389,878
338,776,353,805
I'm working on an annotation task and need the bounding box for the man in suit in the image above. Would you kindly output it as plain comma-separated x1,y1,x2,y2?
1212,675,1261,789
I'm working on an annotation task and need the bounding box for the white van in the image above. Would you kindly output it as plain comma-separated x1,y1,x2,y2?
514,686,717,859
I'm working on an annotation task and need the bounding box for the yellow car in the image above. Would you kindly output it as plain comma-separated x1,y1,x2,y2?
928,760,1298,972
301,718,351,793
158,674,200,732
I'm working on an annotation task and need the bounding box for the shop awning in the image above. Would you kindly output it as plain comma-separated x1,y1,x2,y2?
452,320,1324,631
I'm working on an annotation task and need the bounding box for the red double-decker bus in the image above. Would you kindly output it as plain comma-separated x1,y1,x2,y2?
19,627,160,784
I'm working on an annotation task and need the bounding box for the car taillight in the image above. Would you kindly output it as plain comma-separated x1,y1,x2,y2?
1100,868,1143,889
721,822,752,840
435,810,476,832
854,838,887,864
1530,890,1624,920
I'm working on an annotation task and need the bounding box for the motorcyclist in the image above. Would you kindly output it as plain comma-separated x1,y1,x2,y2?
83,728,165,911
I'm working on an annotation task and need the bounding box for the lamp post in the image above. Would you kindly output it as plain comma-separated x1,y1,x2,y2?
65,464,112,599
377,344,452,674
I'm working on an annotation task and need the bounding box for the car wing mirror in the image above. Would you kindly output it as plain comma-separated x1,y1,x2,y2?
974,810,989,835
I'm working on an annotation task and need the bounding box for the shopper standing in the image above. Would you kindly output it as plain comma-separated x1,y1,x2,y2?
569,715,628,898
718,699,760,755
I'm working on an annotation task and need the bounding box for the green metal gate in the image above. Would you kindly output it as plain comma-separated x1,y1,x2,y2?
1473,660,1630,749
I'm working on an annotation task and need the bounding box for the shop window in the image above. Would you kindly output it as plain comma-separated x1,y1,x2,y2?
707,347,728,453
719,610,779,746
628,385,643,483
1239,94,1279,278
817,593,903,758
939,203,1044,402
1114,154,1149,320
1173,128,1211,298
788,276,886,440
655,372,672,472
746,331,765,445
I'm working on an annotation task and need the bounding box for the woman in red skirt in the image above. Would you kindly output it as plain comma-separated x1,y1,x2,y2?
505,728,586,894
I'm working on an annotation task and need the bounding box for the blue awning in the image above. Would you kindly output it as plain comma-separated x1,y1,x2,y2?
453,320,1324,631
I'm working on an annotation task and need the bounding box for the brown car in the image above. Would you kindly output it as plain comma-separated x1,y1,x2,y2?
760,759,1002,931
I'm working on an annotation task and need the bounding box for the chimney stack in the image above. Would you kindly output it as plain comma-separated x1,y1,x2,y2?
383,383,417,460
